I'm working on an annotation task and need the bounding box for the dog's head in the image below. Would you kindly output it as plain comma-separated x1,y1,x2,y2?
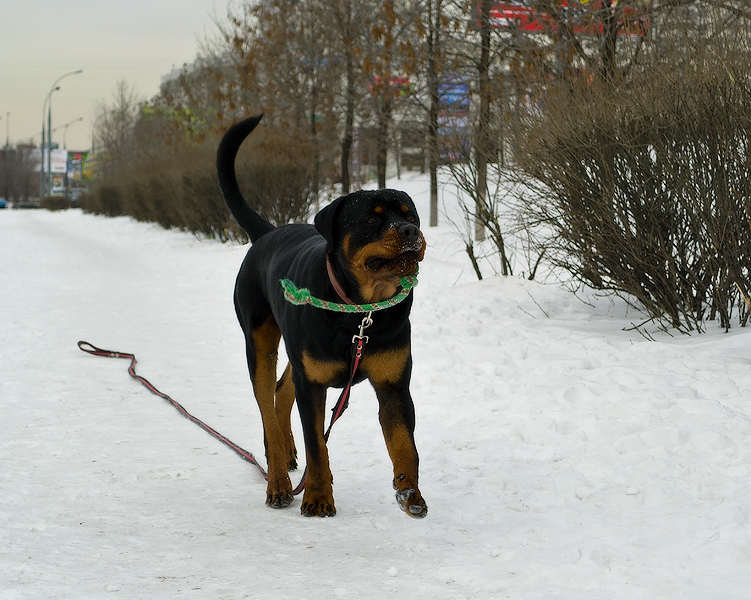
315,189,426,303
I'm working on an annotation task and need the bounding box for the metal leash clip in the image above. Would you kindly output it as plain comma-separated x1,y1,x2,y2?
352,311,374,345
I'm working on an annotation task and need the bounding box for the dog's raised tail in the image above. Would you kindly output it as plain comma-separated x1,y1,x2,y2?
216,115,275,243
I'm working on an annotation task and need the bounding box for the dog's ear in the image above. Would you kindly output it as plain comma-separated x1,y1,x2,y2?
314,196,347,254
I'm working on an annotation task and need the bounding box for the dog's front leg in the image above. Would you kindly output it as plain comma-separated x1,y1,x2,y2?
365,351,428,519
376,385,428,518
294,376,336,517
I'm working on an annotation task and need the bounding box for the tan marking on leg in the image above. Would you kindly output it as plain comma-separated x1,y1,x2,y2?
372,370,428,518
301,351,347,385
383,425,419,484
382,422,427,518
275,362,297,470
361,346,410,385
301,439,336,517
298,384,336,517
251,316,292,507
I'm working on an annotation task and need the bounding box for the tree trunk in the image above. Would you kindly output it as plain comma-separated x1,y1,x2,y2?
341,53,355,195
310,84,320,212
600,0,619,81
376,97,391,189
475,0,492,242
340,2,356,196
427,0,442,227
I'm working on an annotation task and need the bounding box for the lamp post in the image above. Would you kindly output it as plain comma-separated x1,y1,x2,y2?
2,113,6,203
60,117,83,150
43,69,83,197
39,87,58,197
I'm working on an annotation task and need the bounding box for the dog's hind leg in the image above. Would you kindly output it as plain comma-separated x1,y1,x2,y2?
275,363,298,471
248,316,294,508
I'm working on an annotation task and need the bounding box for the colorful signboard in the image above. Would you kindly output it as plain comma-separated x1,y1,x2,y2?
487,1,650,35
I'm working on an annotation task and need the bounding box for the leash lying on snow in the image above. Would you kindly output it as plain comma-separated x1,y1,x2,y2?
78,314,372,497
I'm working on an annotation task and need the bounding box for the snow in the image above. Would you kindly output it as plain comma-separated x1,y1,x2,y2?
2,172,751,599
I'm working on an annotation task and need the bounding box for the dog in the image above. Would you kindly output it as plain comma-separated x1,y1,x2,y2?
216,115,428,518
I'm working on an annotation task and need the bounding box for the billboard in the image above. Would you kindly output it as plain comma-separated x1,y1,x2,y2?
488,1,650,35
438,82,471,109
49,149,68,174
30,149,69,173
67,152,89,183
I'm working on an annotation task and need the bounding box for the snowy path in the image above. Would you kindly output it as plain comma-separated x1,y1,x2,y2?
2,188,751,598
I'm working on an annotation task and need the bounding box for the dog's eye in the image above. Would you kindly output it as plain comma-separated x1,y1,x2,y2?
406,215,416,223
366,216,379,225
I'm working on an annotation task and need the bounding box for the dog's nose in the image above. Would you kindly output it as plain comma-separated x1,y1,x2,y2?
398,224,420,243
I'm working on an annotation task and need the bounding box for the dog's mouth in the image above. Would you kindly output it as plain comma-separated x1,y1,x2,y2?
345,229,425,302
362,232,425,276
364,250,421,275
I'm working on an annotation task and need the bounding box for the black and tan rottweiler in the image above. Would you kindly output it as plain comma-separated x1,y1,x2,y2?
216,116,427,518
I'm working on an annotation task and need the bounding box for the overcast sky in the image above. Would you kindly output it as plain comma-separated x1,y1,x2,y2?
0,0,223,152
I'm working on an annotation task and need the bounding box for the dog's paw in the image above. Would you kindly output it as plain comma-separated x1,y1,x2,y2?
287,453,298,472
266,475,294,509
301,502,336,517
266,491,294,509
300,490,336,517
394,481,428,519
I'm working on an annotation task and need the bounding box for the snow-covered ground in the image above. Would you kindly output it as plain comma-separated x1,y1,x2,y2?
2,172,751,599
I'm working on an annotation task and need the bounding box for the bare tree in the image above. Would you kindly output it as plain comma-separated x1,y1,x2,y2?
328,0,371,195
361,0,422,188
422,0,446,227
93,80,143,175
1,145,41,202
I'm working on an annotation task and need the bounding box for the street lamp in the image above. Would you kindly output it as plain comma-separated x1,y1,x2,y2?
2,113,6,202
42,69,83,197
39,87,59,197
57,117,83,150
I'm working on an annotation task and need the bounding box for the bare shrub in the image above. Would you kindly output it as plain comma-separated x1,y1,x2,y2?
234,129,314,227
81,184,125,217
514,41,751,332
83,127,315,242
442,136,515,280
40,196,74,211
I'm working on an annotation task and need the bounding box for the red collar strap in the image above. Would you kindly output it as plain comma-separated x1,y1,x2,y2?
326,255,356,306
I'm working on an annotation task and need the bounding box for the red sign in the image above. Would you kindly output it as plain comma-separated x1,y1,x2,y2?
489,3,547,30
487,1,650,36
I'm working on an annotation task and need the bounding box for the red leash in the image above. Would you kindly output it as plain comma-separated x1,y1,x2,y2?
78,319,369,496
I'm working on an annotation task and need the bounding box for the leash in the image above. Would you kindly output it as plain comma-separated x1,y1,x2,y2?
78,314,371,496
79,261,389,494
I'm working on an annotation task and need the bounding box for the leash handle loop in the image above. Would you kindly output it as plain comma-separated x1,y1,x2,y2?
78,340,131,360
